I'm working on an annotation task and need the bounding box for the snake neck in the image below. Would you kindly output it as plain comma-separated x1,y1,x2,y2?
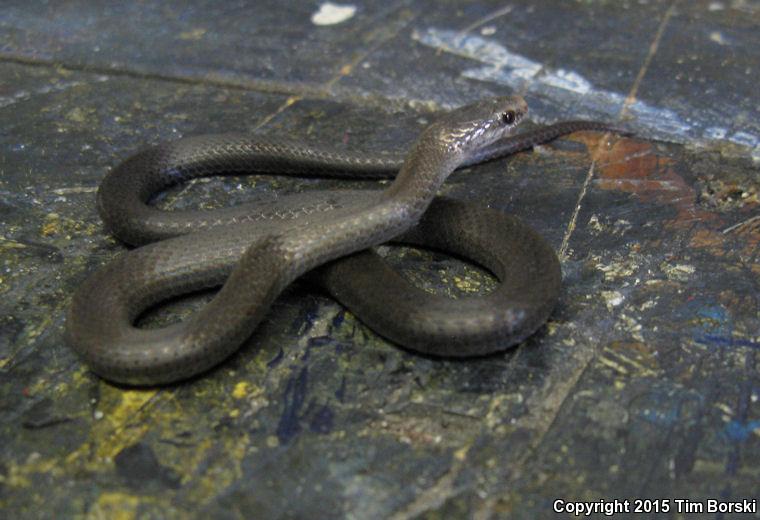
274,128,465,282
381,127,464,221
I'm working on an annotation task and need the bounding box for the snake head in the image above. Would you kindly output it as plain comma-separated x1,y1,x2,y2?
433,95,528,155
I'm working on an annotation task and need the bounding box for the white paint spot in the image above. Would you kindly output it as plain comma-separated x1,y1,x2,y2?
728,130,758,148
661,263,695,282
705,126,727,139
311,2,356,26
613,219,632,235
480,26,496,36
709,31,728,45
588,214,603,234
708,2,725,11
619,313,644,341
411,27,760,162
0,80,87,109
543,69,592,95
601,290,625,310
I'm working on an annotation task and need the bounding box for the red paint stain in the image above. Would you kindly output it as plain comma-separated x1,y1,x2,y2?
571,136,720,228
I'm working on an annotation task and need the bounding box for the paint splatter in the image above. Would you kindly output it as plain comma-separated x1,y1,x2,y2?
311,2,356,26
276,367,309,443
724,419,760,442
412,28,760,162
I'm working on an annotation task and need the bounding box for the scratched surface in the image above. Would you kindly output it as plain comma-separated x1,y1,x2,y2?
1,1,759,519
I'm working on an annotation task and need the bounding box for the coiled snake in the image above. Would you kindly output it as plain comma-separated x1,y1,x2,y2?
65,96,620,385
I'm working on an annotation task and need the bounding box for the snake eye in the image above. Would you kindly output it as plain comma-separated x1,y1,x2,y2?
501,111,516,125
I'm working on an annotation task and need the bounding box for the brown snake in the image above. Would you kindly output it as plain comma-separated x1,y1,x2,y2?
65,96,622,385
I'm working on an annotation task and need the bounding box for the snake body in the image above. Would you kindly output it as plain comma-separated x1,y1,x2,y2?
65,96,619,385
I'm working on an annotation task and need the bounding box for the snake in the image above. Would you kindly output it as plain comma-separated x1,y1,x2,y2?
65,95,622,386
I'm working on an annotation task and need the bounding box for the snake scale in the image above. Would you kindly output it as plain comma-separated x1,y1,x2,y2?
65,95,622,385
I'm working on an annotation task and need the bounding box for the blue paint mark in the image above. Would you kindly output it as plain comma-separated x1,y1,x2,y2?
308,336,332,348
332,310,345,328
681,302,738,349
682,302,732,337
697,335,760,351
289,297,320,335
266,347,284,368
302,335,332,362
309,404,334,434
335,376,346,402
724,420,760,442
276,366,308,443
697,305,728,323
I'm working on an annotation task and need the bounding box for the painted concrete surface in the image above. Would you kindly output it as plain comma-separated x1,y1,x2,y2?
1,1,759,518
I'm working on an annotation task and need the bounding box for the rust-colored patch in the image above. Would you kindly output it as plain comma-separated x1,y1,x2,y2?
688,228,727,257
732,220,760,256
690,220,759,258
583,137,719,228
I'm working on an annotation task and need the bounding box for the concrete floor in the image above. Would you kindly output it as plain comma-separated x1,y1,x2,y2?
1,1,759,518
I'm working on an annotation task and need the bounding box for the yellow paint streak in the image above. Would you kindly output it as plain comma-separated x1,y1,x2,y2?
65,107,91,124
64,388,158,469
25,315,53,343
0,237,27,250
0,456,65,488
87,492,142,520
178,28,207,40
598,356,629,375
252,96,300,131
616,354,657,377
603,344,659,377
96,390,157,459
453,444,470,462
70,365,93,387
232,381,250,399
41,213,62,237
452,274,481,293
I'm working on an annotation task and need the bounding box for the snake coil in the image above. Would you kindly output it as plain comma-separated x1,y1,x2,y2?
66,96,620,385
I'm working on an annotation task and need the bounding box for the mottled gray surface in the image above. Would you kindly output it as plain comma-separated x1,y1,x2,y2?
1,1,759,519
